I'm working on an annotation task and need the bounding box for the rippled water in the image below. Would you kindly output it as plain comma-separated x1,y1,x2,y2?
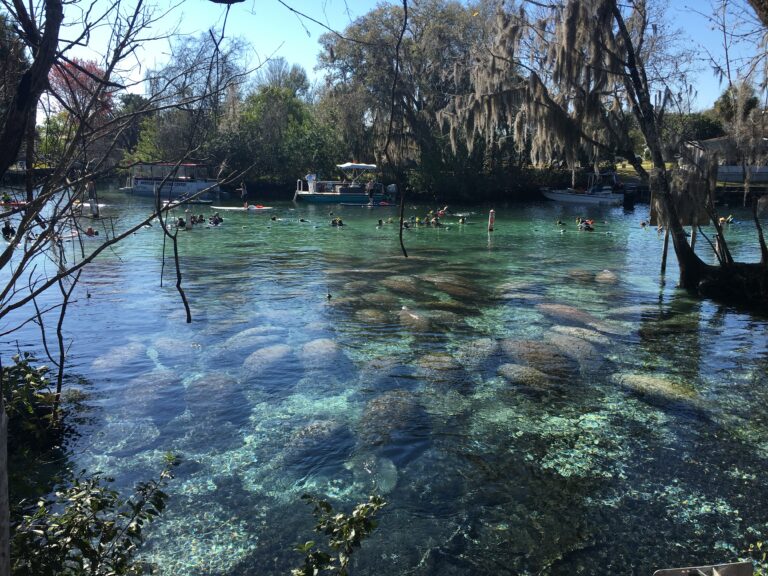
4,189,768,575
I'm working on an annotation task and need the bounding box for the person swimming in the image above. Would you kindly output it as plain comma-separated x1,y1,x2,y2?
2,220,15,240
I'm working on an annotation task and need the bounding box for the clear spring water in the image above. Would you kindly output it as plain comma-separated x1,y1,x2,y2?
3,188,768,575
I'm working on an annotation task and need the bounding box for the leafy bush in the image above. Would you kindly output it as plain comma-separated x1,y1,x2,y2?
1,352,57,443
11,454,179,576
292,494,386,576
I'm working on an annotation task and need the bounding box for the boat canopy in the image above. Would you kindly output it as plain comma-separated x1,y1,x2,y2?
336,163,377,171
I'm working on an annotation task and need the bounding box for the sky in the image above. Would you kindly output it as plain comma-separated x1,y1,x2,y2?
68,0,747,110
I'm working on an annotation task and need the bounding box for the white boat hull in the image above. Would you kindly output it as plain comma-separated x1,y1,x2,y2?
541,188,624,206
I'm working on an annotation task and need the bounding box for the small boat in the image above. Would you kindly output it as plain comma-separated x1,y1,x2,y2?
210,205,273,211
541,172,624,206
121,163,221,200
162,198,214,208
294,163,397,204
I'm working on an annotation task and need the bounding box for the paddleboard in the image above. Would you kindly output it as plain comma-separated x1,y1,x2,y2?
211,205,273,211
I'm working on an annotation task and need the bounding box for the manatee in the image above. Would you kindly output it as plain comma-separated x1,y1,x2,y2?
495,280,539,293
429,310,461,325
242,343,293,374
380,275,423,296
432,280,477,299
343,280,372,291
497,363,552,389
346,454,399,494
453,338,499,370
325,296,358,308
499,339,579,382
552,325,612,345
594,269,619,284
497,291,544,302
545,332,600,370
91,341,146,371
298,338,343,368
610,372,697,403
355,308,390,324
566,269,596,282
361,292,399,306
151,336,200,363
92,418,160,456
186,372,248,425
357,389,423,446
122,368,183,422
587,319,632,336
215,328,284,358
398,306,432,331
536,303,599,325
283,419,354,474
416,352,463,375
606,304,657,317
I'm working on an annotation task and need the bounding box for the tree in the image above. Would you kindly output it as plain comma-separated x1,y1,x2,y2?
316,0,494,196
448,0,768,309
255,57,309,99
0,0,246,568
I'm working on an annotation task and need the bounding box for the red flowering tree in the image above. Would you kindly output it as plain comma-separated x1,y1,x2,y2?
48,58,114,121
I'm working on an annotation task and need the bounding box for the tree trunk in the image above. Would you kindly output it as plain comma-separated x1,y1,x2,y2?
0,0,64,178
748,0,768,28
0,394,9,576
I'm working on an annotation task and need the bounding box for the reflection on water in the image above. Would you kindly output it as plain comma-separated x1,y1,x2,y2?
4,191,768,575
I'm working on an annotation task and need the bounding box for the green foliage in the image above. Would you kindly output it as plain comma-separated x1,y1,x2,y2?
747,540,768,575
37,112,73,167
11,454,179,576
1,352,56,443
292,494,386,576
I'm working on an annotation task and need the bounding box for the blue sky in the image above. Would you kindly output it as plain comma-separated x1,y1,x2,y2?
73,0,737,110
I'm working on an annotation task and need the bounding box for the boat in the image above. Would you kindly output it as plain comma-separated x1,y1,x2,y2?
541,172,624,206
294,163,397,203
210,205,273,211
121,163,221,200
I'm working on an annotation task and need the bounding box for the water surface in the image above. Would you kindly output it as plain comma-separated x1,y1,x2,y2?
3,190,768,575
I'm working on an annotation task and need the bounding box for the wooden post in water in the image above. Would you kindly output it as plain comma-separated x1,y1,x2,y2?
660,228,670,274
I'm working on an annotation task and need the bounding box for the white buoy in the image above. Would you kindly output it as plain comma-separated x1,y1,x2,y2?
488,209,495,232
